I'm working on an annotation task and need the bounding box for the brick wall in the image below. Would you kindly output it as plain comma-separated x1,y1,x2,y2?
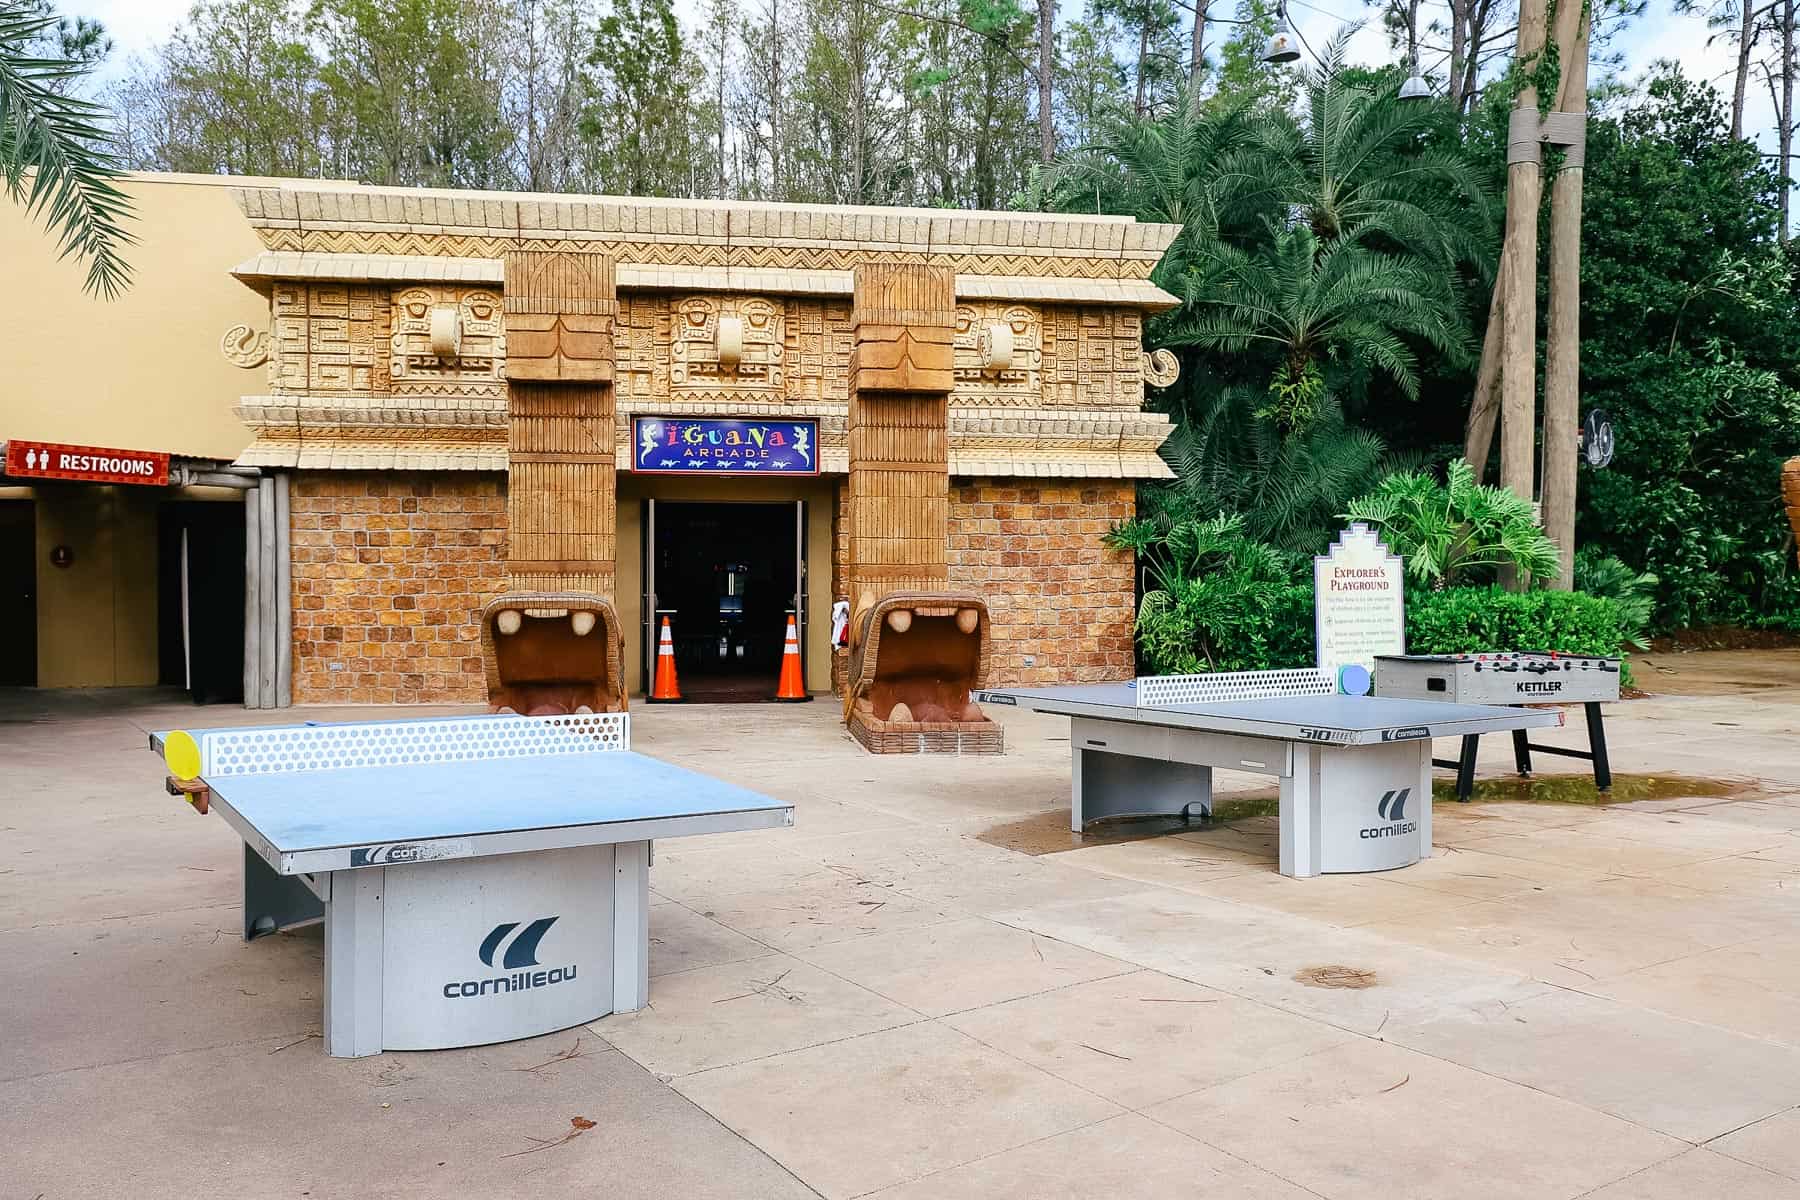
946,479,1137,686
290,472,507,704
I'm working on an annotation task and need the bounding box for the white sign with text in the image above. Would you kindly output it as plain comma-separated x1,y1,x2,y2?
1314,523,1405,681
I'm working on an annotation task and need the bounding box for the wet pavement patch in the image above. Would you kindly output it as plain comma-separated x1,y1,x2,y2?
1293,965,1379,989
1432,772,1763,807
977,791,1279,855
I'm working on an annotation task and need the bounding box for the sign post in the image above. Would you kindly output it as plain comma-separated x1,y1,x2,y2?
1314,523,1405,685
3,440,170,486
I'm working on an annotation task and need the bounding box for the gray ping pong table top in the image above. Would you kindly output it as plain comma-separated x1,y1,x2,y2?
978,682,1562,745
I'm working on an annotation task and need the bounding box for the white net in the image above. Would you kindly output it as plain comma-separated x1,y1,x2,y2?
1136,669,1335,708
195,713,630,777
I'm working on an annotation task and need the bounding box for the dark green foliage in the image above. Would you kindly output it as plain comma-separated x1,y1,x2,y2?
1572,549,1658,649
1572,69,1800,631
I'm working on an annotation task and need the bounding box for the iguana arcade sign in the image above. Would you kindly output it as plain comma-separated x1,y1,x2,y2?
631,417,818,475
1314,523,1405,684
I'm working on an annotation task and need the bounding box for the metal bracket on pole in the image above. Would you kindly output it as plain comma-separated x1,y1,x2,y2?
1507,108,1542,164
1509,108,1587,167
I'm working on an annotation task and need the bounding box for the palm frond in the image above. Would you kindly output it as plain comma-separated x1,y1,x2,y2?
0,3,134,297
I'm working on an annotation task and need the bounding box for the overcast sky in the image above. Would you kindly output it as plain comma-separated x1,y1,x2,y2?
64,0,1783,164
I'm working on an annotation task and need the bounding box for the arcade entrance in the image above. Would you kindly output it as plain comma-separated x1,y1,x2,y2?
643,500,806,702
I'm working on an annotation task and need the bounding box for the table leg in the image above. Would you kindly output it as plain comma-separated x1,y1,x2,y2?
1455,735,1480,802
1416,744,1433,860
1070,718,1212,833
1511,727,1534,777
324,868,384,1058
1586,702,1613,792
243,842,323,940
613,841,650,1014
1279,744,1323,878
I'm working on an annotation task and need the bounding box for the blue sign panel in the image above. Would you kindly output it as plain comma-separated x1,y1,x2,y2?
631,417,819,475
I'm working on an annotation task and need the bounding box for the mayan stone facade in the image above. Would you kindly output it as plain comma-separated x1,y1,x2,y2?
219,184,1182,705
289,473,506,704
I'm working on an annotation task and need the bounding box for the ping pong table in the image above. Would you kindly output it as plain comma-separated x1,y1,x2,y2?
977,670,1561,878
150,713,792,1058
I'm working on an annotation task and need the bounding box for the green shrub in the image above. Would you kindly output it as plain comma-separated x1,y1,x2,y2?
1405,587,1633,685
1108,514,1306,674
1344,459,1562,586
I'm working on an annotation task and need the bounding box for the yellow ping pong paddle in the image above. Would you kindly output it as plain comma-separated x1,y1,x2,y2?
164,730,203,782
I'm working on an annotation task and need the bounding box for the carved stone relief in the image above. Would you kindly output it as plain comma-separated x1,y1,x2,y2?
390,286,505,397
669,295,785,400
952,304,1041,405
220,324,270,369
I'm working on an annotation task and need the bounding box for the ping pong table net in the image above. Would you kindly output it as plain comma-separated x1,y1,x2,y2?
842,591,1001,754
480,591,628,715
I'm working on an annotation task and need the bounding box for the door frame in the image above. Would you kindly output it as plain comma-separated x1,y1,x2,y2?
640,498,808,694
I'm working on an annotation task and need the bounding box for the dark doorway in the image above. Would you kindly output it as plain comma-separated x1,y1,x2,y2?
0,500,36,685
649,501,800,701
157,501,246,704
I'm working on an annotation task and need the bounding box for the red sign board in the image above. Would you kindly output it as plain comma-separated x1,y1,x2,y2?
3,440,170,486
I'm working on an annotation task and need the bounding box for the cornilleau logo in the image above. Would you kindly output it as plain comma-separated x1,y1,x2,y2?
478,918,558,970
1379,788,1409,822
349,839,471,866
443,916,578,999
1360,788,1418,840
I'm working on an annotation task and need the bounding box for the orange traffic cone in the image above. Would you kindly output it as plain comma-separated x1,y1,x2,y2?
648,614,682,702
775,611,809,702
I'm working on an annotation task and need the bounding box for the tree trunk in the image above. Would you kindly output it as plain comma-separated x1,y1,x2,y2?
1498,0,1548,587
1784,0,1796,241
767,0,783,200
1542,1,1590,590
1465,259,1508,481
1134,4,1150,118
1448,0,1469,112
1735,0,1755,139
1039,0,1055,164
1190,0,1207,108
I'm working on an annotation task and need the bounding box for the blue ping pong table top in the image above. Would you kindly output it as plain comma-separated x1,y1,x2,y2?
197,750,789,856
980,683,1558,735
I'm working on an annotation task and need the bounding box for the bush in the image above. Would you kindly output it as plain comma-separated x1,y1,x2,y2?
1111,519,1633,680
1405,587,1634,686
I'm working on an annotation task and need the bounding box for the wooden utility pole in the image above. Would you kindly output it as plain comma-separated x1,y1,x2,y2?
1498,0,1547,518
1541,2,1592,590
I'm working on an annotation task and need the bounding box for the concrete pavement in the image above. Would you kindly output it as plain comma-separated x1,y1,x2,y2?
4,654,1800,1198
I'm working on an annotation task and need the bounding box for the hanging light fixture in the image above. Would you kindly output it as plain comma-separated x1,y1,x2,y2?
1262,3,1302,64
1398,49,1430,100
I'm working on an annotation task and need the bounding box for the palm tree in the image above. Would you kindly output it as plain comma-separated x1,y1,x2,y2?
1170,221,1472,405
1046,84,1275,282
0,2,133,297
1251,34,1495,283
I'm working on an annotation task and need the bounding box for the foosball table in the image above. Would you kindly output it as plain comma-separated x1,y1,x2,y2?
1374,652,1622,800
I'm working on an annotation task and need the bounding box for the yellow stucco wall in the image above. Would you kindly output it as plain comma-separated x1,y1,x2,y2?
0,173,270,462
616,474,836,694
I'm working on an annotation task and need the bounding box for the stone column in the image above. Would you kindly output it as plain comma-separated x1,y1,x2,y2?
846,263,955,605
501,250,618,597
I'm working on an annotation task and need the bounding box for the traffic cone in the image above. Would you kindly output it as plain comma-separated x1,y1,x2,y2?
648,614,682,702
775,612,809,702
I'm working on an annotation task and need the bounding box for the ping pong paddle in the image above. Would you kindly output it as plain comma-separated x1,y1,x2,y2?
162,731,211,814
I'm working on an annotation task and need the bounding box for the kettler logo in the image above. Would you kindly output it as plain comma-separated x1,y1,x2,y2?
1360,788,1418,839
1518,680,1564,695
444,916,578,999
